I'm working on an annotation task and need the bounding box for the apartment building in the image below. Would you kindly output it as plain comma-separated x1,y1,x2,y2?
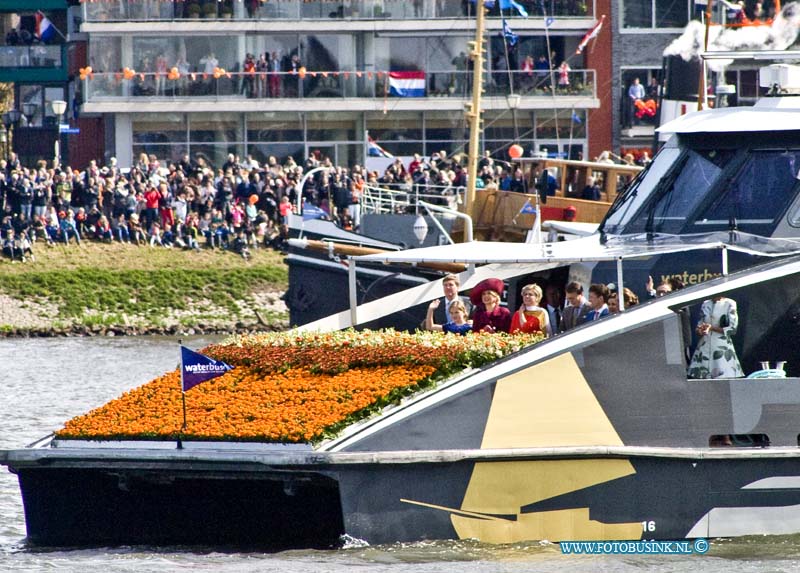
74,0,609,168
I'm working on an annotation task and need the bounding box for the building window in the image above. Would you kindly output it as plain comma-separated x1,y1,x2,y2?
246,113,303,143
623,0,690,29
536,109,586,139
367,111,423,142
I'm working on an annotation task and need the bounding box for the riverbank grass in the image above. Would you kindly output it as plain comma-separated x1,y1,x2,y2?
0,242,288,332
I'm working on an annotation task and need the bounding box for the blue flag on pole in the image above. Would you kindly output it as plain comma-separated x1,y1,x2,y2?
180,346,233,392
500,0,529,17
571,111,582,124
519,200,538,215
502,18,518,46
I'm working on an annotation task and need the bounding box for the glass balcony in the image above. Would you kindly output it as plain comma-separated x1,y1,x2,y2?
84,0,593,22
0,45,63,68
83,69,596,101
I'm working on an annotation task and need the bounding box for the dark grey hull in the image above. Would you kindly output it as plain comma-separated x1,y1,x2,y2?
8,255,800,548
9,447,800,547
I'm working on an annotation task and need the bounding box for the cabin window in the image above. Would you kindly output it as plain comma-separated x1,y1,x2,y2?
602,147,680,234
694,150,800,231
625,149,734,234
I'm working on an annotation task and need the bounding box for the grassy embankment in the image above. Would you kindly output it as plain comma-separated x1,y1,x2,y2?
0,242,288,334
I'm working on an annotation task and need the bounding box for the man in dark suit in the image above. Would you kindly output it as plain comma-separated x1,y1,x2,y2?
425,273,473,329
561,281,593,332
585,283,610,322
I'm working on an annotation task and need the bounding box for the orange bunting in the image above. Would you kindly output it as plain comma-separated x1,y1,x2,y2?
298,66,307,79
123,67,136,80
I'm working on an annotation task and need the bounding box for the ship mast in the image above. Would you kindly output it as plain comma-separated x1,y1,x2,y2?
698,0,713,110
463,0,487,235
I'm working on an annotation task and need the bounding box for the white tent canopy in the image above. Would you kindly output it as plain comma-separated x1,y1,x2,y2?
353,234,799,266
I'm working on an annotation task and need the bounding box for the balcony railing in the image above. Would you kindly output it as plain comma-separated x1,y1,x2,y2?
83,69,596,101
83,0,593,22
0,45,63,69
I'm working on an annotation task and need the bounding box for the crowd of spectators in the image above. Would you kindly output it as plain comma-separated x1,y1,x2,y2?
0,147,544,263
0,142,640,263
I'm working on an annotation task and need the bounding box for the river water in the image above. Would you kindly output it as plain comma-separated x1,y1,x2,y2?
2,337,800,572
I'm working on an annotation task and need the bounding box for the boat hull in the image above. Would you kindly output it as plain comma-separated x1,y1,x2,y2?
8,447,800,547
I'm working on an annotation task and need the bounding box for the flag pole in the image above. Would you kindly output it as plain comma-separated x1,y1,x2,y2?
178,339,185,449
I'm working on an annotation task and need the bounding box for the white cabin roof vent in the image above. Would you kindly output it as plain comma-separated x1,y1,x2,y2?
759,64,800,95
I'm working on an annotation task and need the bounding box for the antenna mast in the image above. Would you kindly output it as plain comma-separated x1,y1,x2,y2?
464,0,487,236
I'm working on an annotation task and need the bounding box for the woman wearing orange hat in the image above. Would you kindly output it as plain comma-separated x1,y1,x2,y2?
470,278,511,333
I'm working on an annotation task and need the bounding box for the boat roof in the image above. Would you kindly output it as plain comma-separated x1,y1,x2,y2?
353,232,800,266
288,213,400,250
658,96,800,135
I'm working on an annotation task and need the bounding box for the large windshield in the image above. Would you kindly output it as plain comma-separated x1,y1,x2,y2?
624,148,736,235
693,150,800,232
601,147,680,234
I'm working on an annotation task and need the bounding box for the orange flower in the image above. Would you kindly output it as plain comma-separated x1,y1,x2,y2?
55,330,541,443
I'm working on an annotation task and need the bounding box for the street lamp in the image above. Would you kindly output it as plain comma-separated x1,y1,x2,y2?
21,102,37,126
51,100,67,169
2,109,21,163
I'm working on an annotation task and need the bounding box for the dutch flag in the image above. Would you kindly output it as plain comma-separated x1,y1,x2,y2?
367,135,394,158
389,71,426,98
35,11,56,43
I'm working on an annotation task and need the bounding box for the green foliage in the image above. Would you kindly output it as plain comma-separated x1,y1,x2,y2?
0,266,286,320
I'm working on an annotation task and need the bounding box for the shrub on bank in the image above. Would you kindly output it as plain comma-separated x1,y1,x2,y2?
55,329,542,443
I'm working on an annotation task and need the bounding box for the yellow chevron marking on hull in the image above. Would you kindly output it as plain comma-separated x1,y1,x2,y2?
452,507,640,544
453,459,640,542
481,352,624,449
446,354,640,542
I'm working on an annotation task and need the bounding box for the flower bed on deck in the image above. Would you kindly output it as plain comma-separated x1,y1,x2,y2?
55,329,542,443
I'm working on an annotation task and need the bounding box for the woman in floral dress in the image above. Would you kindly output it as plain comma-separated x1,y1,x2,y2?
687,295,744,379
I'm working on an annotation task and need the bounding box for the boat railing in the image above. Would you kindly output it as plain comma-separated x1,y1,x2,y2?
360,184,464,216
83,0,595,22
81,69,597,101
520,157,644,203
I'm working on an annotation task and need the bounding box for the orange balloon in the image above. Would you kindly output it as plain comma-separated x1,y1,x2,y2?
249,194,259,205
508,144,524,159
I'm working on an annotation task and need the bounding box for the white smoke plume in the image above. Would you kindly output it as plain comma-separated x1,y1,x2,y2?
664,2,800,71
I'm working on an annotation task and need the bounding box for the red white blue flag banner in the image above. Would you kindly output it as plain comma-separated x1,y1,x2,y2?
389,71,425,97
35,11,56,43
576,15,605,55
367,135,394,158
